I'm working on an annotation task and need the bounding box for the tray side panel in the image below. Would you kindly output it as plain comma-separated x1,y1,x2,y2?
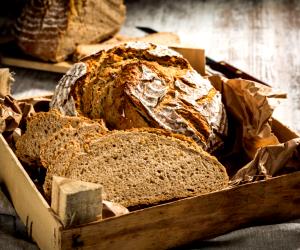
61,172,300,250
171,46,205,75
272,118,300,142
0,135,62,250
0,56,72,74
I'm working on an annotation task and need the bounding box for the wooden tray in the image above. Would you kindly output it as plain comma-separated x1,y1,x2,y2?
0,48,299,250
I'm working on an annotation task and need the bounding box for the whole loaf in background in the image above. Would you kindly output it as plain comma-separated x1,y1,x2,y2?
15,0,126,62
51,42,228,152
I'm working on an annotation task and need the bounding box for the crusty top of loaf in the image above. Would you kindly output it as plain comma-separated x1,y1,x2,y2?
50,42,227,151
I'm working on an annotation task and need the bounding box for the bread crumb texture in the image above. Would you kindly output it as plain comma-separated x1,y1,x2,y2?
43,129,229,208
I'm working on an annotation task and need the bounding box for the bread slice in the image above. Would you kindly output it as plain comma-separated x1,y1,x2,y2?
40,125,105,172
15,109,107,166
43,129,229,208
41,125,107,200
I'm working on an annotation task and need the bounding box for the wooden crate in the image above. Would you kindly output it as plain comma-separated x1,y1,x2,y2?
0,48,299,249
0,118,299,249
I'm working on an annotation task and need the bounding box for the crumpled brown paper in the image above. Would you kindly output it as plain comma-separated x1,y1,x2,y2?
209,76,286,159
0,95,51,148
208,75,300,184
230,138,300,185
0,95,23,133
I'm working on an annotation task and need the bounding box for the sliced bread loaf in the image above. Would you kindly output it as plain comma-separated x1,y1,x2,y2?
43,129,228,208
15,109,107,166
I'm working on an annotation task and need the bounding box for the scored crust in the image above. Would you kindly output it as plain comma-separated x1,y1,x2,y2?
15,109,107,166
50,42,228,151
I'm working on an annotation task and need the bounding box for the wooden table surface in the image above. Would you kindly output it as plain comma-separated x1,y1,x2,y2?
9,0,300,132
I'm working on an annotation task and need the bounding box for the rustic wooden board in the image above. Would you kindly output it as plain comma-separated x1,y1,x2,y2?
0,135,63,250
272,118,300,143
0,46,205,75
1,57,72,74
0,68,11,96
60,171,300,250
172,46,205,75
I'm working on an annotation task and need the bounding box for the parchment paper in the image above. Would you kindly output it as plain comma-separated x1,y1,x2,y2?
209,76,286,158
208,76,300,182
230,138,300,185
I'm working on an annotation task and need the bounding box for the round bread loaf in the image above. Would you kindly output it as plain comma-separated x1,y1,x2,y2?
15,0,126,62
51,42,227,151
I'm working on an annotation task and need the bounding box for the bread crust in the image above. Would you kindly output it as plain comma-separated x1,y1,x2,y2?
51,42,228,151
15,0,126,62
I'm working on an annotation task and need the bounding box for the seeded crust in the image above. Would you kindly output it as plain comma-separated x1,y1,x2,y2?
43,129,229,208
15,109,107,166
51,42,228,152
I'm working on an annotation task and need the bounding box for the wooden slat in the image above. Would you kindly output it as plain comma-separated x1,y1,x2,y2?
0,135,62,250
61,172,300,249
1,57,72,74
171,46,205,75
51,176,103,228
272,118,300,143
0,68,11,96
73,32,181,61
